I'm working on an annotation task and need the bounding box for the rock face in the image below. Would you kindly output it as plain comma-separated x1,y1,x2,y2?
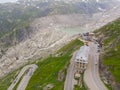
0,0,119,50
0,0,120,78
0,14,86,77
0,18,72,78
0,8,120,78
43,84,54,90
58,70,65,81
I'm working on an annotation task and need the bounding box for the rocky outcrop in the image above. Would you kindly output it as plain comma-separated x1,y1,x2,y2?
0,18,72,78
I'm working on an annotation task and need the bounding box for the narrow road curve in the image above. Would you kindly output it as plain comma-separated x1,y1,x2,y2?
84,42,107,90
8,64,38,90
64,51,77,90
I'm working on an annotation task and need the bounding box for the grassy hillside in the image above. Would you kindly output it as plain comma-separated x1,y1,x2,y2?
96,18,120,83
26,39,83,90
0,70,20,90
0,39,83,90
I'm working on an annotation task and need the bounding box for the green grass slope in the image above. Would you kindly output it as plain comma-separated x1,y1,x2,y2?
0,70,19,90
96,18,120,83
26,39,83,90
0,39,83,90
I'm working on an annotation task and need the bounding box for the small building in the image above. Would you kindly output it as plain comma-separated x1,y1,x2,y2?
74,45,89,73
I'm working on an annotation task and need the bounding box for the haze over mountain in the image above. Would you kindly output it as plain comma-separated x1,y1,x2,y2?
0,0,17,3
0,0,120,78
0,0,119,45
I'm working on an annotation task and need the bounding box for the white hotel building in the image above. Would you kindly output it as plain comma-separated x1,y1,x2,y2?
74,45,89,73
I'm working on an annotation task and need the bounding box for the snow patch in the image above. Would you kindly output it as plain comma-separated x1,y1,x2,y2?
98,7,106,12
96,0,99,2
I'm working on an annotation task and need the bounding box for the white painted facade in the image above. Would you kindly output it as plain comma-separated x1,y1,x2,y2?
75,45,89,73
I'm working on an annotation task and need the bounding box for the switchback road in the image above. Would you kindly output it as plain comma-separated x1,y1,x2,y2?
84,42,107,90
8,64,38,90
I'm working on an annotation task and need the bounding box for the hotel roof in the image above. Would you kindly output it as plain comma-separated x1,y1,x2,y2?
75,45,89,63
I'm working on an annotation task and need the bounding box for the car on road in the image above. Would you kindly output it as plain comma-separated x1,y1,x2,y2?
97,49,100,52
97,44,101,48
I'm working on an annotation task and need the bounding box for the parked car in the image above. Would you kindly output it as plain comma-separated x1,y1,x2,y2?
97,49,100,52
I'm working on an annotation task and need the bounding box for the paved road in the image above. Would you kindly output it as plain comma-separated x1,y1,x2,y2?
64,52,77,90
8,64,38,90
84,42,107,90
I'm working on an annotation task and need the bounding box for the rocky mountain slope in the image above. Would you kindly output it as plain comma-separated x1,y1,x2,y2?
0,0,119,38
95,18,120,90
0,0,120,78
0,18,73,77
